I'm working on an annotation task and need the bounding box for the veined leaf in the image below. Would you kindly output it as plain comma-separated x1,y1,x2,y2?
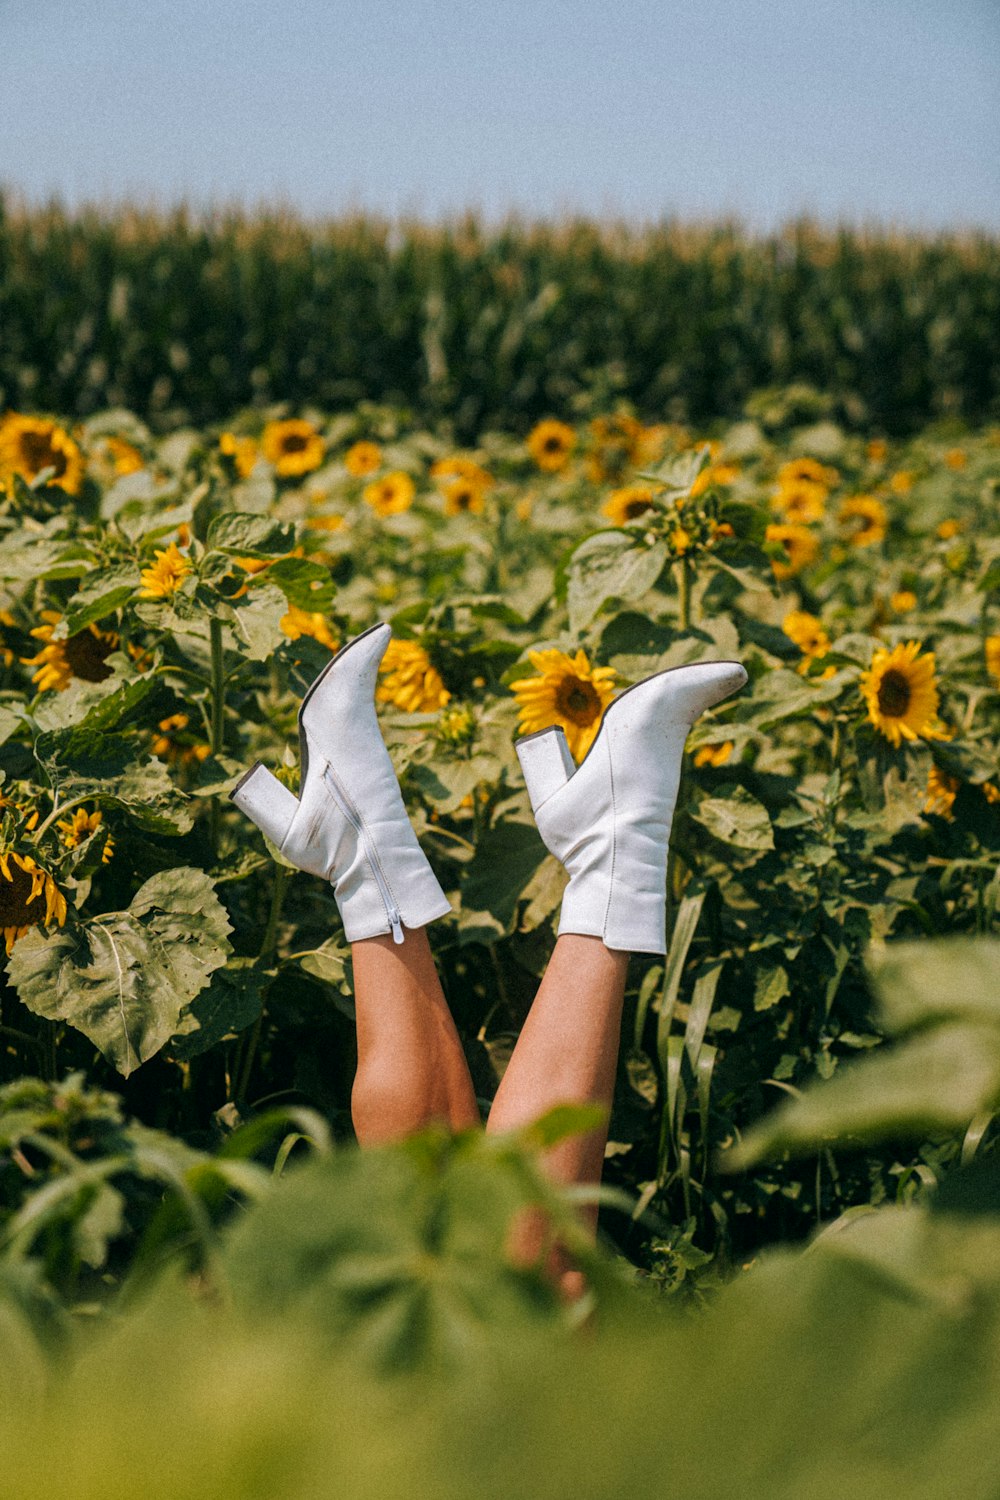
206,513,296,556
9,868,232,1077
870,936,1000,1034
690,787,774,851
169,957,271,1061
567,532,668,633
62,565,140,635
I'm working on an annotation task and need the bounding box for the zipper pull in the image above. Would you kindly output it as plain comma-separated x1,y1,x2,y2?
388,908,404,944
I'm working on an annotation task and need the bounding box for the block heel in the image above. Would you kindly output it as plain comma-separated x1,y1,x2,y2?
230,762,298,848
515,724,576,812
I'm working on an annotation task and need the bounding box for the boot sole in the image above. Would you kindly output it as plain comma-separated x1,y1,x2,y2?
514,658,747,774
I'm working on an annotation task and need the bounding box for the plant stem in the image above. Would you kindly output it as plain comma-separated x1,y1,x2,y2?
209,617,225,757
208,616,225,856
677,558,692,631
232,863,288,1104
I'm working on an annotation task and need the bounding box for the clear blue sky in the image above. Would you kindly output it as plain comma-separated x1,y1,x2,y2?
2,0,998,228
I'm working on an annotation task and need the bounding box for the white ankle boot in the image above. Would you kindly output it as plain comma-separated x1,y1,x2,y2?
515,661,748,955
230,623,452,944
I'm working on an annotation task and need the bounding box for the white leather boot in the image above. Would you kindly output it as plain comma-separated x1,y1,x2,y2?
515,661,748,955
230,623,452,944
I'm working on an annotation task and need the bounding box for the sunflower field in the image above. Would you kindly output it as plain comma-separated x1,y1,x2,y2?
1,272,1000,1496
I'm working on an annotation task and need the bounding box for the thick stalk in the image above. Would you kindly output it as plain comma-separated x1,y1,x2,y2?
676,557,692,631
208,617,225,856
231,862,288,1103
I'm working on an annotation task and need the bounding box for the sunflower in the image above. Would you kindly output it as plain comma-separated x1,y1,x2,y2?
57,807,114,863
435,702,476,746
510,647,618,763
0,413,85,495
0,608,17,669
839,496,887,548
669,526,692,556
22,611,118,693
344,441,382,477
0,849,67,955
867,439,888,464
431,456,494,490
601,485,658,526
771,479,827,524
151,713,211,766
936,518,962,540
219,431,260,478
690,462,739,499
890,590,917,614
585,414,645,484
860,641,940,748
442,478,487,516
693,741,733,768
782,610,830,665
527,420,575,473
944,448,967,471
376,639,450,713
261,419,325,478
280,606,339,651
777,457,839,490
986,636,1000,686
139,542,192,599
305,511,346,533
364,471,416,516
765,523,819,579
89,434,144,481
924,766,959,820
889,471,914,495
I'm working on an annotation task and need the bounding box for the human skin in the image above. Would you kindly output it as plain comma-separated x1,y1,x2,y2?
350,928,629,1291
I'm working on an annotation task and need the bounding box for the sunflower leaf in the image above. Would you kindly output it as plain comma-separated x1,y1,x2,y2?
8,868,232,1077
168,957,271,1061
205,514,296,556
566,532,668,633
62,565,141,635
265,557,335,612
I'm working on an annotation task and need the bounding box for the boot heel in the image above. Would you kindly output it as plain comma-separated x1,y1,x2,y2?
230,763,298,847
516,725,576,812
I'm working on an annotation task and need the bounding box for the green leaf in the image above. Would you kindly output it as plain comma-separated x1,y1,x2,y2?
8,868,232,1077
690,787,774,851
32,671,158,735
169,958,271,1061
567,532,668,633
460,820,547,939
740,668,851,727
206,514,296,556
265,557,335,612
223,583,288,661
726,1022,1000,1168
869,936,1000,1034
409,754,501,813
62,565,140,635
753,964,791,1012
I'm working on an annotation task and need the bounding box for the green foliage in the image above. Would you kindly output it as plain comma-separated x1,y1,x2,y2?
0,395,997,1297
2,200,999,434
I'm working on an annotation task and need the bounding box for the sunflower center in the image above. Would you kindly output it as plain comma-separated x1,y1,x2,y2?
0,861,44,926
625,500,652,519
281,434,309,453
64,629,116,682
543,436,563,453
555,676,601,725
877,668,911,718
19,433,67,477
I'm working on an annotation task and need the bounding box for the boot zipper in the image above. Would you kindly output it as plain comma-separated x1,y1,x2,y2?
323,765,404,944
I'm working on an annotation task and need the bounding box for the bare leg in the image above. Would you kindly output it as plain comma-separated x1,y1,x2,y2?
350,927,480,1144
486,934,629,1287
